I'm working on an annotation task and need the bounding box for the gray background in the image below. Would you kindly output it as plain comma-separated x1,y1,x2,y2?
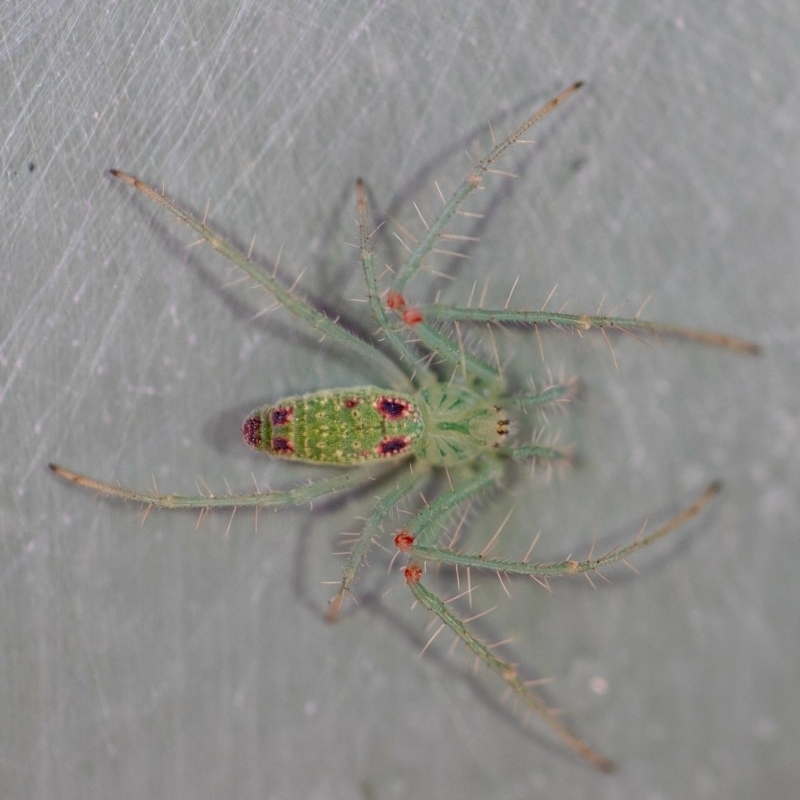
2,1,797,798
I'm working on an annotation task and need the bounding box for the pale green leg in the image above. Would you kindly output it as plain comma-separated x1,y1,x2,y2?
392,82,584,292
355,179,428,385
407,461,503,548
109,171,410,386
499,444,569,461
325,464,428,620
406,481,721,580
511,382,573,409
395,458,614,771
406,580,614,772
48,462,383,510
372,75,755,362
505,382,574,460
396,317,503,386
397,445,568,556
385,298,758,383
413,304,760,356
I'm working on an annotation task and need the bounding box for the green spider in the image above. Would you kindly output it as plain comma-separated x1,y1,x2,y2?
50,82,758,771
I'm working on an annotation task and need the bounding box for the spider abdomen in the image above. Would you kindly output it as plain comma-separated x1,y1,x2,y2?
242,387,424,465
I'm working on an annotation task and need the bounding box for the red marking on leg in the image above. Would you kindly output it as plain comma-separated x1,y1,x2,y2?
377,436,412,457
386,290,406,310
394,531,415,551
403,563,423,584
270,407,293,426
242,415,262,448
402,307,423,325
270,437,295,455
375,396,413,419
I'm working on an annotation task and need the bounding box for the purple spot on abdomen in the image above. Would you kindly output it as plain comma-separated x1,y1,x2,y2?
270,407,293,426
271,437,295,455
242,416,262,448
377,436,411,457
376,397,412,419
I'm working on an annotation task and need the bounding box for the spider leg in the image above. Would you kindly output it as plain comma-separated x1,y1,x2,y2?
413,303,760,355
48,462,381,510
397,477,720,769
510,379,575,410
392,82,583,293
325,463,429,621
406,577,614,772
355,179,428,385
109,170,409,385
396,307,503,386
402,481,721,579
497,444,569,461
394,458,614,771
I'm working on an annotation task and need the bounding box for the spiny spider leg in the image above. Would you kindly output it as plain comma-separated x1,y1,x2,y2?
392,81,584,292
48,462,381,510
108,169,410,388
325,464,428,621
408,304,760,356
406,579,615,773
401,481,721,580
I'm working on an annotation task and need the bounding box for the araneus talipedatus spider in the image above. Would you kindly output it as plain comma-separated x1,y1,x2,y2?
50,82,758,771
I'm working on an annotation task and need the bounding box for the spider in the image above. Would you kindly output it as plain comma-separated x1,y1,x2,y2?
50,82,758,771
